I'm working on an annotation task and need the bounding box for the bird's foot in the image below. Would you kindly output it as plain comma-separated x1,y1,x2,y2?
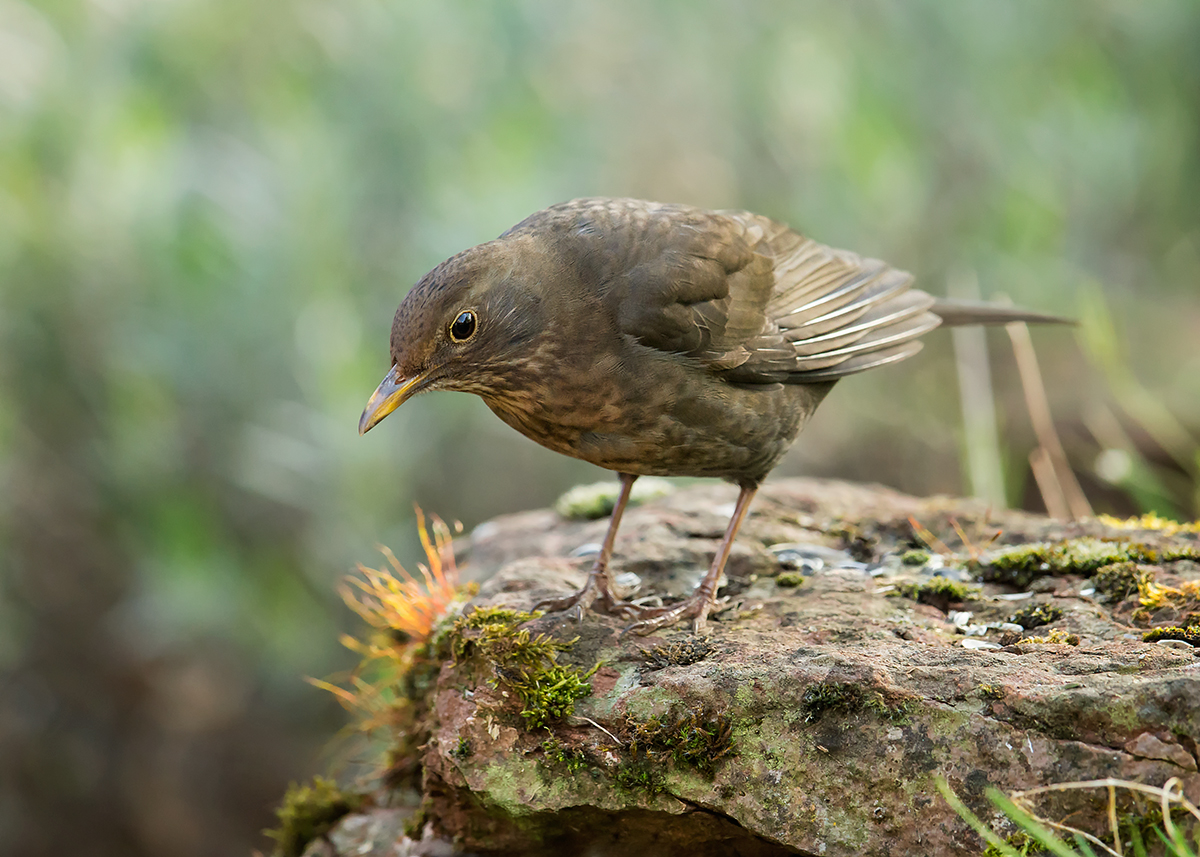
532,575,645,622
621,588,726,636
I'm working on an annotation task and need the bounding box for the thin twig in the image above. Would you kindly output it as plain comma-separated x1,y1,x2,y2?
1007,320,1093,520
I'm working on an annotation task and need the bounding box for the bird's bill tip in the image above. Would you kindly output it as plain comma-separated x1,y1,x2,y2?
358,366,422,435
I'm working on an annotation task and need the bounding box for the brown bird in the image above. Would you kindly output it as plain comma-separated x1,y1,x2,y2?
359,198,1068,634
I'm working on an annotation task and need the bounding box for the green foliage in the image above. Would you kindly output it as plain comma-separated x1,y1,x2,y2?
614,761,668,796
450,736,472,760
449,607,597,729
939,777,1200,857
626,710,734,776
540,738,593,774
555,477,674,520
266,777,363,857
800,681,913,725
1009,604,1064,631
775,571,807,587
643,638,713,669
902,549,933,566
984,540,1199,588
1142,626,1200,646
1092,562,1153,603
895,576,981,610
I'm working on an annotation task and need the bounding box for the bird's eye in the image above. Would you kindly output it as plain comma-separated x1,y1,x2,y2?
449,310,477,342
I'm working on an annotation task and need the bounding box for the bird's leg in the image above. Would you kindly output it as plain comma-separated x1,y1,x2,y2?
533,473,640,620
624,483,758,636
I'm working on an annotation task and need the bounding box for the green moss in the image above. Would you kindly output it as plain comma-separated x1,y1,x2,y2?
626,710,734,776
402,799,431,839
1142,625,1200,645
1091,561,1152,602
1019,629,1080,645
982,830,1038,857
976,684,1005,700
983,538,1199,588
894,576,980,611
643,637,712,669
775,571,807,587
614,760,668,795
449,606,598,730
512,662,599,729
265,776,363,857
450,736,472,759
540,738,593,774
901,549,931,566
800,681,913,725
1008,603,1063,630
555,477,673,520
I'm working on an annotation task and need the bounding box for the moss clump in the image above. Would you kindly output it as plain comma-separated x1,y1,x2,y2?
982,831,1038,857
265,776,363,857
625,710,734,776
1091,561,1152,602
983,538,1199,588
614,760,668,795
450,736,472,760
450,607,598,729
1142,625,1200,646
901,549,931,566
1098,512,1200,535
1139,578,1200,612
895,576,980,612
976,684,1005,700
643,637,712,669
800,681,913,725
1008,603,1064,630
775,571,807,587
555,477,673,520
1019,628,1080,646
512,663,598,729
540,738,594,774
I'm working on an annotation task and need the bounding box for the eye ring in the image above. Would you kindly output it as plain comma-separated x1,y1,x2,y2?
449,310,478,342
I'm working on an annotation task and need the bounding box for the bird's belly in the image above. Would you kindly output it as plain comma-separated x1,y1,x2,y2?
485,365,833,484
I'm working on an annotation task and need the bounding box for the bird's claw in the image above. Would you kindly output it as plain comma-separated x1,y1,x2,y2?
534,582,658,623
620,592,727,636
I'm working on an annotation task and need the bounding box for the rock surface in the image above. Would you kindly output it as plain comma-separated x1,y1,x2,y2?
317,478,1200,857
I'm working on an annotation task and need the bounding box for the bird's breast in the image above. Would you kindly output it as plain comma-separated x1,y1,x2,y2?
481,345,831,484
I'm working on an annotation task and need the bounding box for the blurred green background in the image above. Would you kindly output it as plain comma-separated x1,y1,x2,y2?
2,1,1198,854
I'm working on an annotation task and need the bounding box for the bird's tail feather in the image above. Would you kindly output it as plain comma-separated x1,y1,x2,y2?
930,298,1075,327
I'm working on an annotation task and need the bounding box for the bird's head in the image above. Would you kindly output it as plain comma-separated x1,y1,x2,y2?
358,240,549,434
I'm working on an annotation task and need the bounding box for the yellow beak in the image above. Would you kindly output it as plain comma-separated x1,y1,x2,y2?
358,366,425,435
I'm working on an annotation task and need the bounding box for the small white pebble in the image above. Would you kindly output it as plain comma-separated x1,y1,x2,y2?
471,521,499,541
1157,639,1196,650
962,639,1002,650
995,592,1034,602
997,623,1025,633
948,611,974,628
612,571,642,599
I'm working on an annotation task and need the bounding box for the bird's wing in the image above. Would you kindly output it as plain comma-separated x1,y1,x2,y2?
737,212,944,382
507,198,795,373
531,200,939,383
508,199,1068,385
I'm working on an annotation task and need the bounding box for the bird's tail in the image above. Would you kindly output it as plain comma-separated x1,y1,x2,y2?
930,298,1075,327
